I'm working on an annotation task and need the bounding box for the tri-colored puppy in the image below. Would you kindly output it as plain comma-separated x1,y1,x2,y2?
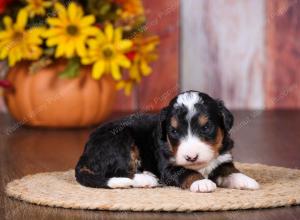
75,91,259,192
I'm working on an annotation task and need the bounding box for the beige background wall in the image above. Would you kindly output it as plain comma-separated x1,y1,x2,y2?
181,0,300,109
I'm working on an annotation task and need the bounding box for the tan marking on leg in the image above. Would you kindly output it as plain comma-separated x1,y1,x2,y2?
79,166,95,175
129,145,140,178
181,173,203,189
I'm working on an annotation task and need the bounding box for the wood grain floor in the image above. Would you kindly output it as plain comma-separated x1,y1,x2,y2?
1,111,300,219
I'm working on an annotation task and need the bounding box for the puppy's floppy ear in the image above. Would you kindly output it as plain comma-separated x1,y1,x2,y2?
158,107,168,142
217,100,234,132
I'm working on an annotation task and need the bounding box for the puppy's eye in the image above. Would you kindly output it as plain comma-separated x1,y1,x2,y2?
202,123,211,133
170,128,178,135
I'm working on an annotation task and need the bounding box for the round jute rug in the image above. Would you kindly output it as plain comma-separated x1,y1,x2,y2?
5,163,300,212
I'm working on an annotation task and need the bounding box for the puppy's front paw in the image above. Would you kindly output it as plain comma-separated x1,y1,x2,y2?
190,179,217,193
217,173,259,190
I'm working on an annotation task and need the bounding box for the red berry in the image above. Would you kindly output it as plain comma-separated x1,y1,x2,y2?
125,51,136,61
0,80,12,89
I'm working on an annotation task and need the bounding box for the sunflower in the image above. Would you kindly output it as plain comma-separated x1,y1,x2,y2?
0,9,44,66
44,2,99,58
128,35,159,82
82,23,133,80
24,0,52,17
115,0,144,19
116,79,135,96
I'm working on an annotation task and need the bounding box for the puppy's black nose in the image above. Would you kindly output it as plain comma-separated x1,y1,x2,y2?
184,154,198,162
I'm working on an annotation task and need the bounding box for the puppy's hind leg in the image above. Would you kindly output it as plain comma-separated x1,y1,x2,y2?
107,177,134,188
132,171,159,188
107,171,159,189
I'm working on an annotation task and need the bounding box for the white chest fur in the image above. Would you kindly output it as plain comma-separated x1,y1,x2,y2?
198,153,233,178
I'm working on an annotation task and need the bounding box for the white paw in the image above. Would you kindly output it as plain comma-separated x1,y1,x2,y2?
217,173,260,190
190,179,217,193
132,172,159,188
107,177,133,188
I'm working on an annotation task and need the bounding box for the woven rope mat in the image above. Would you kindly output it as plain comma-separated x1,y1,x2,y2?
5,163,300,212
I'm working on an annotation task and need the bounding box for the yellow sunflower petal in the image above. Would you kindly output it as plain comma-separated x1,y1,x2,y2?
47,18,64,27
81,56,94,64
80,15,95,27
114,28,122,42
47,36,65,46
0,32,10,39
92,60,105,79
95,31,106,42
116,54,131,68
116,40,132,51
76,39,86,57
65,41,76,57
0,47,9,59
110,61,122,80
8,52,17,66
44,28,64,38
81,26,100,36
55,3,67,19
3,16,12,29
87,38,101,49
25,45,42,59
116,81,125,90
68,2,78,22
43,1,52,7
129,63,141,82
55,43,66,57
15,9,28,30
105,23,114,42
141,60,152,75
125,83,133,96
28,28,45,43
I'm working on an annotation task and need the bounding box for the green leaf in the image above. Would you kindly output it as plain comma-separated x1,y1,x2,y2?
59,58,81,79
99,3,111,15
43,47,56,56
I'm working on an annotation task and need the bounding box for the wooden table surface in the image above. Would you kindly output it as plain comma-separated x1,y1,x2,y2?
1,110,300,220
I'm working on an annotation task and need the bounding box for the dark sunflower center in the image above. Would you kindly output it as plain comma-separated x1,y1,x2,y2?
102,47,114,58
13,31,24,41
32,0,42,8
66,25,79,36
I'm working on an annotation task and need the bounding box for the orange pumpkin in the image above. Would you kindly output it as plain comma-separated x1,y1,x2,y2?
4,60,116,127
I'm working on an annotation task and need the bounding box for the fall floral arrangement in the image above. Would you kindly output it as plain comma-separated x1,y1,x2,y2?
0,0,159,95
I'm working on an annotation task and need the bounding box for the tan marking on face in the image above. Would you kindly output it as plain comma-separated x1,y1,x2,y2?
129,144,140,178
181,173,203,189
198,115,208,126
208,128,224,155
79,166,94,174
167,135,179,157
170,116,179,128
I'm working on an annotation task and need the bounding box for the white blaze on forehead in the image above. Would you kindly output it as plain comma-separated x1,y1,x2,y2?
174,91,203,119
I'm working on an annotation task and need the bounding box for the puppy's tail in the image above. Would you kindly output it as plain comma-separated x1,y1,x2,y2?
75,155,108,188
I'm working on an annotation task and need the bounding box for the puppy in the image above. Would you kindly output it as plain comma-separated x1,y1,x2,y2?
75,91,259,192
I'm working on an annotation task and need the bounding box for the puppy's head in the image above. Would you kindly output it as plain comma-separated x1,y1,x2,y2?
159,91,233,170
